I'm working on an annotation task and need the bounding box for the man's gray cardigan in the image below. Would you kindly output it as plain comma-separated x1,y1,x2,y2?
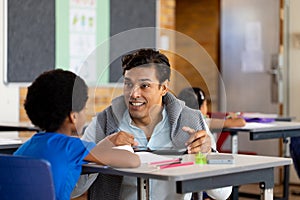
94,92,215,148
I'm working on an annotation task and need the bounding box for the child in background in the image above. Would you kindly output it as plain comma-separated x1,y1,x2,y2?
178,87,241,199
177,87,246,130
14,69,140,200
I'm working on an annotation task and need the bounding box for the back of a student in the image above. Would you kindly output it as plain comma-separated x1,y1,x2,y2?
13,69,140,200
14,132,95,200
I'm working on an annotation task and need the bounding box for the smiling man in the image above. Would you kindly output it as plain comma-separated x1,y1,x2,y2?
75,49,231,200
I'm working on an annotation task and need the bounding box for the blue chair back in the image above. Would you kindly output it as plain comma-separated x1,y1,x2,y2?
290,137,300,178
0,154,55,200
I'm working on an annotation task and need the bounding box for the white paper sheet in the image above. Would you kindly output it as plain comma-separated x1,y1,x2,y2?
136,152,174,164
242,122,276,129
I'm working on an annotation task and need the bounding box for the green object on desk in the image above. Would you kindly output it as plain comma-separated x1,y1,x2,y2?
195,152,207,164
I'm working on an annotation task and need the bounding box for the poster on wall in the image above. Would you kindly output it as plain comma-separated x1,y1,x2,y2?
69,0,97,83
241,21,264,73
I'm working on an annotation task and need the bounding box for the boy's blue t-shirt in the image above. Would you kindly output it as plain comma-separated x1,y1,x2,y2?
14,132,96,200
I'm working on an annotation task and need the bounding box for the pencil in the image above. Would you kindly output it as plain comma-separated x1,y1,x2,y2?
159,161,194,169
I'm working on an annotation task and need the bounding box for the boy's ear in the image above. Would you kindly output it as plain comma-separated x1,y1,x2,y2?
69,112,77,124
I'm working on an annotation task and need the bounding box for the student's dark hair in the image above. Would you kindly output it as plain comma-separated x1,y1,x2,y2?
121,48,171,83
177,87,206,110
24,69,88,132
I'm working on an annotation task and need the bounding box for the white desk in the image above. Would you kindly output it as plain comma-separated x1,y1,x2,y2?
222,121,300,154
82,153,292,200
0,122,38,154
0,137,28,154
222,121,300,200
0,122,39,132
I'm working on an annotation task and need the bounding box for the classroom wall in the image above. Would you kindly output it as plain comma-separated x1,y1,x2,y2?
174,0,219,112
289,0,300,121
1,0,299,140
0,2,19,122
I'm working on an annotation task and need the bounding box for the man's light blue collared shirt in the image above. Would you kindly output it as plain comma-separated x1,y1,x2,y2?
119,107,172,149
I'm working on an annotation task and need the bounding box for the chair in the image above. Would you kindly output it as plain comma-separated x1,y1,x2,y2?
290,136,300,196
290,137,300,178
216,132,257,155
0,154,55,200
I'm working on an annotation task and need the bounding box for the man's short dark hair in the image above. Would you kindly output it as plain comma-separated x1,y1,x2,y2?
24,69,88,132
121,48,171,83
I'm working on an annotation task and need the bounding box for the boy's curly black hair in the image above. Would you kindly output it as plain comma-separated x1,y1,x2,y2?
121,48,171,84
24,69,88,132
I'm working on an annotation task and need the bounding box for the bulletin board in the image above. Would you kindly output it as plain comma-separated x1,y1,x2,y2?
109,0,157,82
4,0,55,84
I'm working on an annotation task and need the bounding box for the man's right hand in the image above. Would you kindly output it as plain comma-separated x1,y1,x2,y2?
182,126,212,154
107,131,138,146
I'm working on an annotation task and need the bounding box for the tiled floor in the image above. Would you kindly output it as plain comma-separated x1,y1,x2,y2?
73,184,300,200
239,183,300,200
